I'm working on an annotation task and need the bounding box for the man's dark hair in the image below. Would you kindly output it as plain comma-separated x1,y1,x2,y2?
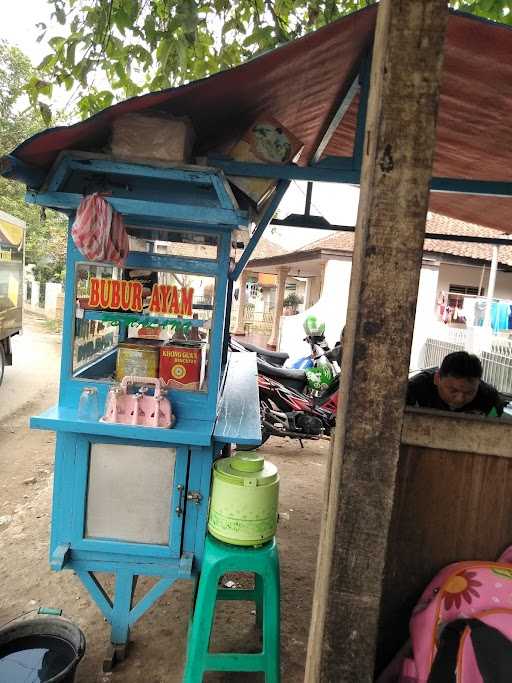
439,351,482,379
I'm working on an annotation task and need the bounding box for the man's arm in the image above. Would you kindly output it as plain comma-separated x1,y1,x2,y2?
406,375,422,407
480,381,508,417
495,391,508,417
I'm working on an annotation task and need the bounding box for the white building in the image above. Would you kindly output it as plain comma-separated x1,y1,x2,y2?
241,213,512,378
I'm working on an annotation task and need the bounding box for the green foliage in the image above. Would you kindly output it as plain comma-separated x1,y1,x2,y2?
451,0,512,23
32,0,512,120
0,41,67,283
33,0,376,118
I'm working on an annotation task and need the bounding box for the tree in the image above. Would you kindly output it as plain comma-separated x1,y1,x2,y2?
0,41,67,283
31,0,512,121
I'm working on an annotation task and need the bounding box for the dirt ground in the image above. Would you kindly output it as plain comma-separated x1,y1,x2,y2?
0,315,328,682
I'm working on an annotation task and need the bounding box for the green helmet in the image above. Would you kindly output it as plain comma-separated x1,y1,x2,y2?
305,365,334,391
304,315,325,337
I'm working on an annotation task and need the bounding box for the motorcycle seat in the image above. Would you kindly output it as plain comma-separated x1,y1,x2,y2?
238,340,289,364
257,359,307,392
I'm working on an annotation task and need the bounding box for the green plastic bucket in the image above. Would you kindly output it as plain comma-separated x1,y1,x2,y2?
208,452,279,546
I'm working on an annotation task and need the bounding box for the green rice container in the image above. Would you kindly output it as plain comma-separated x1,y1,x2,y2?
208,452,279,546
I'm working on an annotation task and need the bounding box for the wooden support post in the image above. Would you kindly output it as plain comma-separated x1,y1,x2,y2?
233,270,249,335
305,2,448,681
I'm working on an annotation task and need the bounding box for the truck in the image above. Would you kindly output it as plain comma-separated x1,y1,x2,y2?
0,209,25,385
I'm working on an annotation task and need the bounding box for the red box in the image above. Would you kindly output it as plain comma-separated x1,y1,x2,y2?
159,343,202,391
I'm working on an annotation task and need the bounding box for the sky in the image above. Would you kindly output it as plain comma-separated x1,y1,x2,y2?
0,0,52,65
0,0,361,250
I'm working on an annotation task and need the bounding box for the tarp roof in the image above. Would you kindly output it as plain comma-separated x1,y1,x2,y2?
5,7,512,232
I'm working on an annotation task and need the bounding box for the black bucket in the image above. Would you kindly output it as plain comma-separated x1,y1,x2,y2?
0,616,85,682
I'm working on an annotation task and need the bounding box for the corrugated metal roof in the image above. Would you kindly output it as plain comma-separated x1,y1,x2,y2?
4,7,512,232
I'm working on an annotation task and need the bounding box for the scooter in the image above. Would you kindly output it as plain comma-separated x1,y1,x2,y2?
232,333,340,373
230,337,290,367
232,344,341,449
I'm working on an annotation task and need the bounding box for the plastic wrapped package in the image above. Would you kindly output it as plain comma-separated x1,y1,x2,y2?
227,116,303,209
71,193,129,267
111,113,195,164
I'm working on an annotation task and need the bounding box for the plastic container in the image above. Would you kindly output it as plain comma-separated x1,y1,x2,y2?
77,387,100,421
208,452,279,546
0,615,85,682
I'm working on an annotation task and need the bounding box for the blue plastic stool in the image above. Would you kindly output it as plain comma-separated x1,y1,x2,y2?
183,534,280,682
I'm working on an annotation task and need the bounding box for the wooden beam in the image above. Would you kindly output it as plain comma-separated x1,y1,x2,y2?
305,2,449,681
312,73,360,164
402,408,512,458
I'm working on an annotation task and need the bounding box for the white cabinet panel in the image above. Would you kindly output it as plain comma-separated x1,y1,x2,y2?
86,443,176,544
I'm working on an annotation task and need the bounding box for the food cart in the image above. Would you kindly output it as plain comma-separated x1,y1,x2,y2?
2,3,512,679
20,151,265,666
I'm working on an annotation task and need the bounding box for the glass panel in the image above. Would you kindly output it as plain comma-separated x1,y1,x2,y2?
74,263,120,377
127,227,218,260
86,443,176,545
73,262,214,392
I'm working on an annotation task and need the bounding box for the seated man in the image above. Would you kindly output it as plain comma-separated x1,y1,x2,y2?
407,351,506,416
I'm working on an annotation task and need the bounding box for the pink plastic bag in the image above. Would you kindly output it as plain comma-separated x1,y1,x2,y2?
71,193,129,266
378,547,512,683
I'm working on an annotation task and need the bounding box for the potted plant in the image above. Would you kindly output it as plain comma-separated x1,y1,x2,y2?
283,292,303,315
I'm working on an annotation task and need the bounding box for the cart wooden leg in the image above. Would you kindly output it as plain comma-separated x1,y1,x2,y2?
102,642,130,672
110,571,137,647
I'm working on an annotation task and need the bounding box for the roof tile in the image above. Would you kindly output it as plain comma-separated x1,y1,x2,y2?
293,212,512,266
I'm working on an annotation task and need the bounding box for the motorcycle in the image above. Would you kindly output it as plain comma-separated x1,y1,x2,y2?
229,337,290,367
232,333,340,374
230,339,341,449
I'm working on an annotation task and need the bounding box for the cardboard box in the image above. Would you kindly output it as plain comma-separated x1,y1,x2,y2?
111,113,195,164
116,341,161,381
160,342,202,391
227,116,303,208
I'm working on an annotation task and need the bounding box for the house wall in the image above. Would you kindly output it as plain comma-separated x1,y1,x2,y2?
279,259,352,359
410,263,440,370
279,257,441,370
436,262,512,300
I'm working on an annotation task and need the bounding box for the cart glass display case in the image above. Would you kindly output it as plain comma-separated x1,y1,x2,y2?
72,260,215,393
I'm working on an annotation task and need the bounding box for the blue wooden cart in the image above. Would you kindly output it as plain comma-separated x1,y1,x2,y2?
27,151,266,666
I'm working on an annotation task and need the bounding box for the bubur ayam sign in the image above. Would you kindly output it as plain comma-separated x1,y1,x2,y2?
87,277,194,315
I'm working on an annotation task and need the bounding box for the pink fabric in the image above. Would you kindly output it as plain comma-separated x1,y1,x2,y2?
379,547,512,683
71,193,128,266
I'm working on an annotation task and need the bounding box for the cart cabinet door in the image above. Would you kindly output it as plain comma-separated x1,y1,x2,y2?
75,440,187,557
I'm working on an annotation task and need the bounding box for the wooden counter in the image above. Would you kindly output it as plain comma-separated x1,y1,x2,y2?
376,408,512,673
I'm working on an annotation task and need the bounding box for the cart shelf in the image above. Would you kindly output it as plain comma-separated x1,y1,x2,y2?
214,352,261,446
31,405,213,446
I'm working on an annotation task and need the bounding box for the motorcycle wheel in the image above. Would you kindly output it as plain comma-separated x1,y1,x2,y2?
235,399,271,451
235,427,270,451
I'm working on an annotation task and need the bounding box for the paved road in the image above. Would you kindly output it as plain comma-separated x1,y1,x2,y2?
0,312,61,425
